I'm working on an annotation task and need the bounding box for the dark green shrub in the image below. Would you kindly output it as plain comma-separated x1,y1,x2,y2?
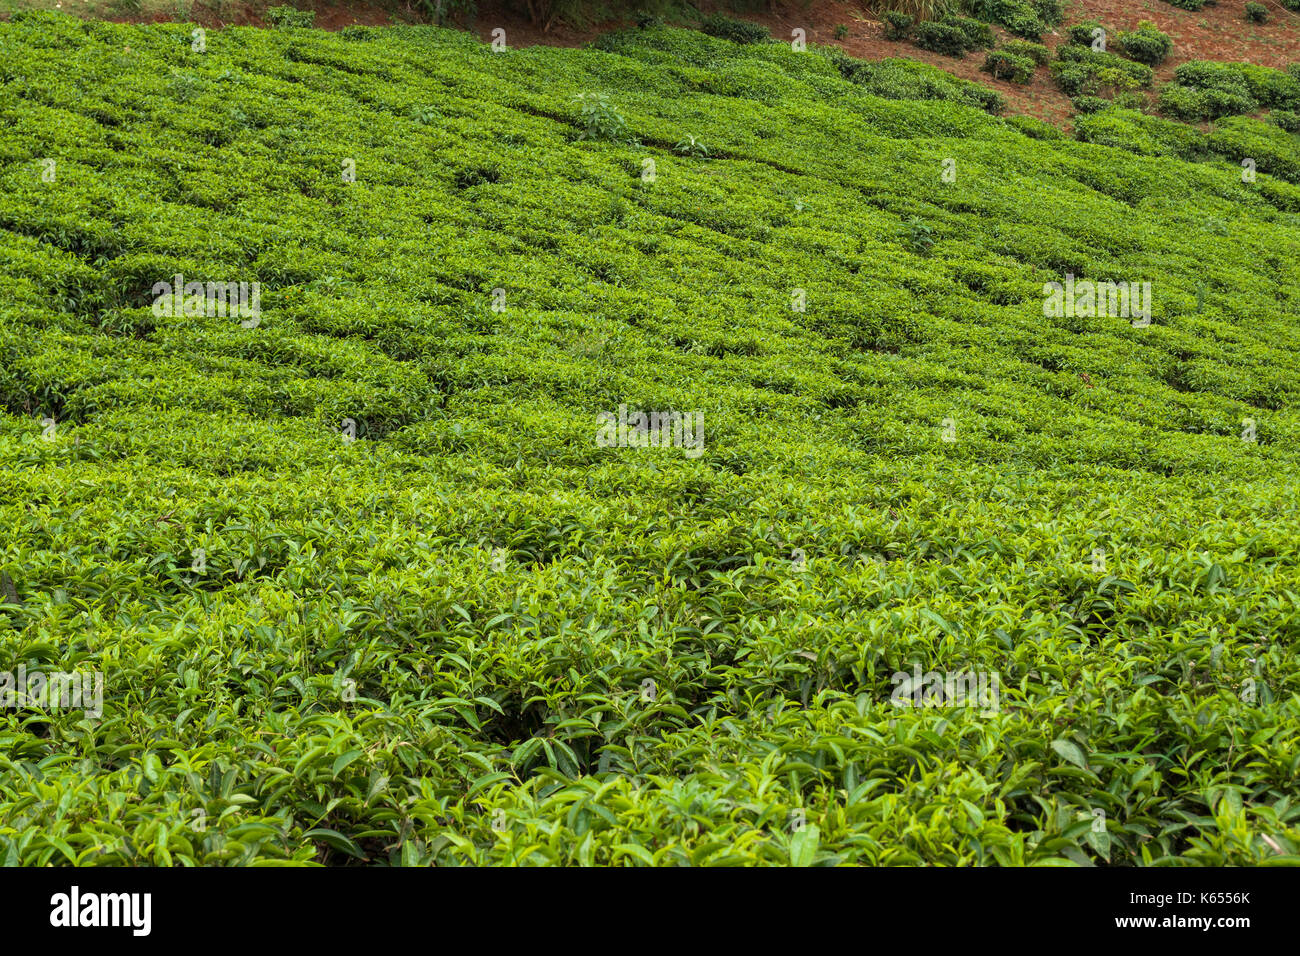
1271,109,1300,132
1200,86,1258,118
1001,39,1051,66
1118,21,1172,66
572,92,631,141
1236,63,1300,109
902,216,934,254
417,0,476,25
265,4,315,28
983,50,1035,83
1056,45,1154,82
1031,0,1063,25
700,14,769,45
1000,9,1044,40
1245,3,1268,22
1160,85,1211,121
1209,115,1300,182
913,21,975,58
1174,61,1235,88
966,0,1046,40
834,24,849,40
1051,63,1091,97
1159,83,1256,121
1067,20,1107,48
1071,94,1111,114
1051,46,1154,97
1172,61,1300,112
882,12,914,41
942,14,995,50
1162,0,1206,9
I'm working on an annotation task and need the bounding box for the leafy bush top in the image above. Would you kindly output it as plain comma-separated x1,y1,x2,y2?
1118,21,1173,67
265,4,315,29
983,50,1036,84
700,14,770,46
882,11,914,41
912,20,979,58
1,11,1299,869
1000,39,1051,66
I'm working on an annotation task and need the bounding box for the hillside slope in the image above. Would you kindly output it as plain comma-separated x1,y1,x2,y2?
1,13,1299,865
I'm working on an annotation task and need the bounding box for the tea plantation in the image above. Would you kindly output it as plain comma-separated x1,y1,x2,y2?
2,12,1299,866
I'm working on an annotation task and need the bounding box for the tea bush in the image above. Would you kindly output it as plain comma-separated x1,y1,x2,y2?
1159,82,1257,122
983,50,1035,84
882,12,915,41
1000,39,1050,66
912,20,977,57
1117,21,1172,67
1159,62,1300,123
1272,109,1300,133
1208,115,1300,183
1067,19,1107,48
1073,106,1217,161
965,0,1053,40
1,13,1299,867
940,14,995,50
1175,60,1300,111
1070,94,1111,115
700,14,769,46
1051,46,1154,99
1072,106,1300,183
264,5,315,29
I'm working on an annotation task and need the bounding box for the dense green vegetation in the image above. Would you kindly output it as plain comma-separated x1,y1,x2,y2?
1117,21,1172,68
1159,60,1300,122
983,48,1036,84
2,13,1300,866
966,0,1062,41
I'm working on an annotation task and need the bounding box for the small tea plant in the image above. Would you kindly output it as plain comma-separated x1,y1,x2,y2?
674,134,710,157
903,216,935,254
573,93,631,143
